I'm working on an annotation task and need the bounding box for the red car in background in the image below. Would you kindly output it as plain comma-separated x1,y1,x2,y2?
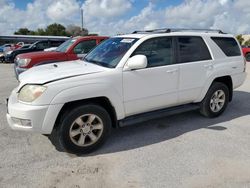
14,36,108,78
242,46,250,61
14,42,25,50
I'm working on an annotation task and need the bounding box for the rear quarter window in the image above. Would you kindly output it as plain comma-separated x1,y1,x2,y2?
211,37,241,57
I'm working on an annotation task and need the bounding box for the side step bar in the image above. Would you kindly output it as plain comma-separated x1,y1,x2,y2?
118,104,200,127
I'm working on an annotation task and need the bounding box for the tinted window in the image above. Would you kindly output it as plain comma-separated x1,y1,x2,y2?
36,41,49,50
211,37,241,57
50,41,64,47
56,39,76,52
74,40,96,54
132,37,173,68
177,36,212,63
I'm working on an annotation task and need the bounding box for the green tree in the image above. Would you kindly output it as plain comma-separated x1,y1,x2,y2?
14,28,32,35
14,23,92,36
236,34,244,46
45,23,70,36
244,39,250,47
36,28,46,35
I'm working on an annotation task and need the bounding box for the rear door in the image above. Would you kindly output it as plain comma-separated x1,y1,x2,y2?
176,36,213,103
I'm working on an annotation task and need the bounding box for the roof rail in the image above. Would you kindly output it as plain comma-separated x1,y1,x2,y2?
132,28,226,34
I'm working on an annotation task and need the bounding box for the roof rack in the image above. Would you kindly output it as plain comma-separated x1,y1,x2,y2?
132,28,226,34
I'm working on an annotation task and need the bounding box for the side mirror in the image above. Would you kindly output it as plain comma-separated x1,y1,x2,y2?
126,55,147,70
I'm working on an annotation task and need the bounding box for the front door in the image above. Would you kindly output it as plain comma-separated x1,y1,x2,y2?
123,37,179,116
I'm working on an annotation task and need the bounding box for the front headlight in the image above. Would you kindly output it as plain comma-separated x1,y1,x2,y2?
17,58,31,67
18,85,47,102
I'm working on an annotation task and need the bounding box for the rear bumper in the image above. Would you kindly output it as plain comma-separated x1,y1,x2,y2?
232,72,247,89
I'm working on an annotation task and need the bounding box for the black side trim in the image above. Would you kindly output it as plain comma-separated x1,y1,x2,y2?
118,104,200,127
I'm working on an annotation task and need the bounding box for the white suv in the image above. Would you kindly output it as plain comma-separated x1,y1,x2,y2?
6,29,247,154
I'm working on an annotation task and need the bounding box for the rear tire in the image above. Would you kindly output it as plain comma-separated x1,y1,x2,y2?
54,104,112,154
200,82,229,118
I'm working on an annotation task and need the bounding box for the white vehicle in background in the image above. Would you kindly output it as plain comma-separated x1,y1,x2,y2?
6,28,247,154
44,47,57,51
0,44,12,63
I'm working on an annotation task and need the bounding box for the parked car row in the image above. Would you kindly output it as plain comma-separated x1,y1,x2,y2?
0,42,25,63
5,40,65,64
6,29,247,154
14,36,108,78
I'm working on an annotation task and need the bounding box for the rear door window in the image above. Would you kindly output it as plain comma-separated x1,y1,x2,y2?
211,37,241,57
177,36,212,63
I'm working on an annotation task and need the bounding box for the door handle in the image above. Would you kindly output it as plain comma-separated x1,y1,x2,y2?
232,66,238,69
166,69,178,73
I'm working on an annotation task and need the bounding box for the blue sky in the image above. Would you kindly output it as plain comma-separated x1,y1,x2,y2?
11,0,32,9
12,0,184,10
0,0,249,35
11,0,184,17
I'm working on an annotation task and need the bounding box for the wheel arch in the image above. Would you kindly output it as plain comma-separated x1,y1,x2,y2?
197,75,233,103
212,76,233,101
54,96,118,130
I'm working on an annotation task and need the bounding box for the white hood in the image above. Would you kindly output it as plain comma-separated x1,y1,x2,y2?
19,60,107,85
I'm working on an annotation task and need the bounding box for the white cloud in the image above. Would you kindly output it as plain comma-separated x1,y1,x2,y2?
82,0,132,20
0,0,250,36
47,0,79,21
0,0,81,34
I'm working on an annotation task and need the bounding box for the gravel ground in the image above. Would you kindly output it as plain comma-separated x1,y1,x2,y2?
0,63,250,188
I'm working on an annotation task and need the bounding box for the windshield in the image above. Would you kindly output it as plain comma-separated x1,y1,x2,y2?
30,41,39,48
21,45,30,49
84,37,138,68
55,39,76,52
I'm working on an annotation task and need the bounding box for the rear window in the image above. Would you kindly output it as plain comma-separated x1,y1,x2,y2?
177,36,212,63
211,37,241,57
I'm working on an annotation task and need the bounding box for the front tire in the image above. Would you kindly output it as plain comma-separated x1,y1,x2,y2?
56,104,112,154
200,82,229,118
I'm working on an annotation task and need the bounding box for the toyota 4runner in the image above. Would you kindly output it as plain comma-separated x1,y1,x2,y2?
6,29,247,154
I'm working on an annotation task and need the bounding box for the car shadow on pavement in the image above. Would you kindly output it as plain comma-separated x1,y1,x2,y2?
51,91,250,156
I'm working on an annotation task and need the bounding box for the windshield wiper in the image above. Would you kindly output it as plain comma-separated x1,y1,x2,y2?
84,58,103,66
83,58,114,68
